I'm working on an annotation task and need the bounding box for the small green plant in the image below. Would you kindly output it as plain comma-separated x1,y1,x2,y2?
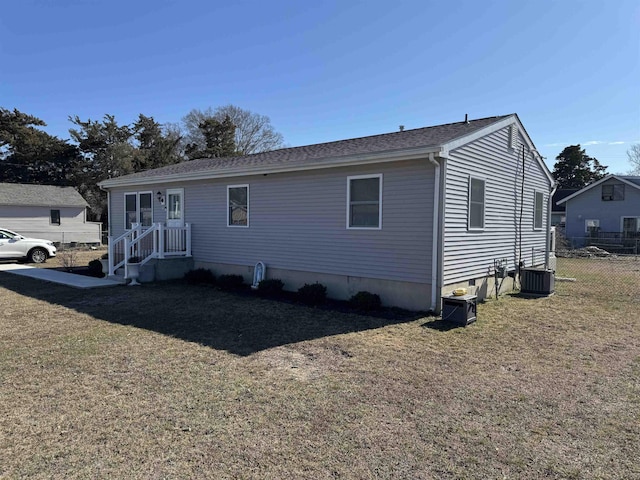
349,291,382,311
297,282,327,306
257,278,284,296
88,259,104,278
217,274,245,291
184,268,216,285
128,256,141,264
101,253,109,260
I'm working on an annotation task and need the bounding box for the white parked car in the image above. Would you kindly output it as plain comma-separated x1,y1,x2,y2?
0,228,57,263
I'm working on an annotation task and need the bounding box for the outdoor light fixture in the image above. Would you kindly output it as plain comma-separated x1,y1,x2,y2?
157,191,165,205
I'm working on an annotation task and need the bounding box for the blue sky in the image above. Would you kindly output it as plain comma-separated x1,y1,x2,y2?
2,0,639,173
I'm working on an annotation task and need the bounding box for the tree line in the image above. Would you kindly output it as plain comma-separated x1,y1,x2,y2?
0,105,285,224
2,105,638,227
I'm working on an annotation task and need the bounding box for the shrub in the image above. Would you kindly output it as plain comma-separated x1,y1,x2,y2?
184,268,216,285
87,259,104,278
101,253,109,260
349,291,382,311
297,282,327,306
217,274,245,290
257,278,284,296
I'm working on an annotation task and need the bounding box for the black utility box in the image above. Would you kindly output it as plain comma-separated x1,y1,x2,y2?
441,294,477,326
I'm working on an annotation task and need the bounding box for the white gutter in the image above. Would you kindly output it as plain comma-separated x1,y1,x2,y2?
427,152,441,313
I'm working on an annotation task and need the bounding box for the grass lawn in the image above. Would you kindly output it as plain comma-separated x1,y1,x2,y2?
0,257,638,479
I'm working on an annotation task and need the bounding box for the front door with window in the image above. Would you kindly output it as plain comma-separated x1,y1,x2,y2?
166,189,184,228
165,188,185,253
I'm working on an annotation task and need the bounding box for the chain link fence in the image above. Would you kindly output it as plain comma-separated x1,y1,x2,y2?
554,253,639,301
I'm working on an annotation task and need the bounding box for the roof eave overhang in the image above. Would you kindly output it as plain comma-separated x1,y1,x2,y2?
98,145,445,189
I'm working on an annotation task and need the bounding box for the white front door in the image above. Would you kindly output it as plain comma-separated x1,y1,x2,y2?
166,188,184,228
165,188,185,253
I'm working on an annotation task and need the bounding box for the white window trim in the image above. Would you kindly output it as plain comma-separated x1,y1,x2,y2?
124,191,153,229
621,216,640,232
533,190,544,231
227,184,249,228
468,175,486,231
585,219,600,233
346,174,383,230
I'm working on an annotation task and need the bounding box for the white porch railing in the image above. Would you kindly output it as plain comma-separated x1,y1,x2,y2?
107,222,192,278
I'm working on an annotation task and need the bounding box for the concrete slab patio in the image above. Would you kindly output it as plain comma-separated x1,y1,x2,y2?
0,263,122,289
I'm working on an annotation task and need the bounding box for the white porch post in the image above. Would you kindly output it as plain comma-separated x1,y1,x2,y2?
107,235,115,276
186,223,192,256
158,223,165,259
124,236,130,279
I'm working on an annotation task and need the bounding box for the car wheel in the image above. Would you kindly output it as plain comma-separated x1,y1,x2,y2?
28,247,48,264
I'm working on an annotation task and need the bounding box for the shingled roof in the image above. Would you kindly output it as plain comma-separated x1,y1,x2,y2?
0,183,88,207
100,114,515,187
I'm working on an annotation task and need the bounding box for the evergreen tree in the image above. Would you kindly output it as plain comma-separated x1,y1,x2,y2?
552,145,607,188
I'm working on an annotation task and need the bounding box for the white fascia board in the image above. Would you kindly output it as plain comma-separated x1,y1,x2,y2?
556,174,640,205
98,146,443,189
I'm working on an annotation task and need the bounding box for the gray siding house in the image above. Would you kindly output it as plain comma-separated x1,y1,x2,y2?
557,175,640,251
99,114,554,311
0,183,102,244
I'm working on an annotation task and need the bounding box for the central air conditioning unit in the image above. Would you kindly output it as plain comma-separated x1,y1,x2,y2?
520,268,555,296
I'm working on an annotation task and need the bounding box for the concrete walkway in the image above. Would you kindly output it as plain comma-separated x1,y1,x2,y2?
0,263,122,289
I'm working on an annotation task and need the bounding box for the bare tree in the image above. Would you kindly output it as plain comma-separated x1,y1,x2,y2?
181,105,284,157
627,143,640,175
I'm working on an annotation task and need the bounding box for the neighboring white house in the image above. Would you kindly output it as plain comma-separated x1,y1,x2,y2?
99,114,554,312
0,183,102,245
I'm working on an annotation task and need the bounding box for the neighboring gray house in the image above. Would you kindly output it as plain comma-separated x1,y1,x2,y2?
556,174,640,251
0,183,102,244
99,114,554,312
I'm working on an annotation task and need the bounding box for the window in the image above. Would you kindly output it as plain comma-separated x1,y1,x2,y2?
50,209,61,225
534,191,544,230
228,185,249,227
125,192,153,229
468,177,485,230
347,174,382,229
602,183,624,201
585,219,600,234
622,217,640,236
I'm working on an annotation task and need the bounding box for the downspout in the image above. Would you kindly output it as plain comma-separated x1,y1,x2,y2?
545,180,557,269
427,152,441,313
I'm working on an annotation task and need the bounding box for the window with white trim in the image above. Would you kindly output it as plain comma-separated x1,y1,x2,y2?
585,219,600,234
124,192,153,229
534,191,544,230
468,177,485,230
347,174,382,229
227,185,249,227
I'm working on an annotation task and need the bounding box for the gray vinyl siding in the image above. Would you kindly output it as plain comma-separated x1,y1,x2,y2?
0,205,101,243
564,178,640,238
443,126,551,285
109,159,435,283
